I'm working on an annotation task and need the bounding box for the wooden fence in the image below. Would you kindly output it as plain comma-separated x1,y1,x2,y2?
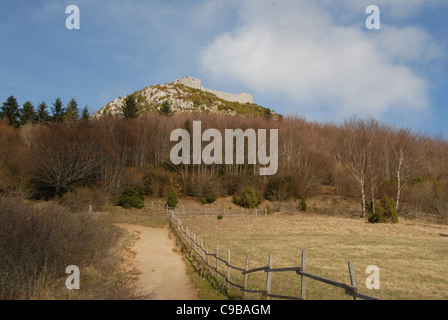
169,212,380,300
150,201,267,217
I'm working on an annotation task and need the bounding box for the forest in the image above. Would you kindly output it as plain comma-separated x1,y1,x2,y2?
1,95,448,222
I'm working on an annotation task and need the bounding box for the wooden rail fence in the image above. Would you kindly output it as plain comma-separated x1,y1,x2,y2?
169,212,380,300
149,201,266,217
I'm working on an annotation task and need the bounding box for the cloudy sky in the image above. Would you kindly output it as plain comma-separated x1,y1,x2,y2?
1,0,447,136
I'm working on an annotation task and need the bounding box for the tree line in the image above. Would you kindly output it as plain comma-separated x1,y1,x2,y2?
0,95,90,127
0,97,447,221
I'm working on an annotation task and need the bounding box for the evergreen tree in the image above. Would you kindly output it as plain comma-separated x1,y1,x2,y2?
122,94,138,119
51,98,65,122
233,186,262,209
65,98,79,121
118,187,144,209
368,196,399,224
264,108,273,118
166,188,179,208
159,100,172,116
36,101,51,123
81,105,90,120
20,101,37,125
1,96,21,127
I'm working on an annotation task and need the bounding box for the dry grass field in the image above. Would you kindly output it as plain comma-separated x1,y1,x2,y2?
173,196,448,300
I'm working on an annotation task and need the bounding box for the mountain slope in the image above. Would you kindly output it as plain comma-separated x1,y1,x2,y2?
93,82,280,119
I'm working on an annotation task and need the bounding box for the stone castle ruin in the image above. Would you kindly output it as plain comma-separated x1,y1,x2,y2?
173,76,254,104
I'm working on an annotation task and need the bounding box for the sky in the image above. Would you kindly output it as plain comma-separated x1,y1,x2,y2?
1,0,447,138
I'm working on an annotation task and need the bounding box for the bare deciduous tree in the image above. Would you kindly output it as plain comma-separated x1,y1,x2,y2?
334,117,380,218
30,122,107,196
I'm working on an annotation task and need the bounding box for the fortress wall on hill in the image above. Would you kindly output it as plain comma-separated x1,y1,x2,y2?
202,88,254,104
173,76,254,104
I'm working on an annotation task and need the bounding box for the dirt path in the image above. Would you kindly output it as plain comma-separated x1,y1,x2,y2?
119,224,199,300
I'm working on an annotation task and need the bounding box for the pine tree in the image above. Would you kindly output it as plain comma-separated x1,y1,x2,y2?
51,98,65,122
118,187,144,209
122,94,138,119
36,101,51,124
20,101,37,125
1,96,21,128
159,100,172,116
166,188,179,209
81,105,90,120
65,98,79,121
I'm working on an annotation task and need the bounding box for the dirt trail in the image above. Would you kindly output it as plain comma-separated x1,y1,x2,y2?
119,224,199,300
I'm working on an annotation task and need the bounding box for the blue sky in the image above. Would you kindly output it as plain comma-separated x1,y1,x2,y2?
1,0,447,138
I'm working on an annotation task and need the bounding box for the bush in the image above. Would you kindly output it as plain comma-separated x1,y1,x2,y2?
166,188,179,208
200,184,216,204
233,186,262,208
143,167,180,197
0,197,122,299
368,196,398,224
60,185,110,212
118,187,144,209
299,195,307,211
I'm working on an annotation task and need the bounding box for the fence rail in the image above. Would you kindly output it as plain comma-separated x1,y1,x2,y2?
169,212,380,300
149,201,267,217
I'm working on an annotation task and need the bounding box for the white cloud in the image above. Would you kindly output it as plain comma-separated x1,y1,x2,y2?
200,0,444,123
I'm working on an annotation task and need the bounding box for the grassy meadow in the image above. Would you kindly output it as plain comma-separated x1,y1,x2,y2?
170,196,448,300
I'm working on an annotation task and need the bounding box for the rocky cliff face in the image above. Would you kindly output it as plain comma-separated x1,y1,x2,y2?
93,82,279,119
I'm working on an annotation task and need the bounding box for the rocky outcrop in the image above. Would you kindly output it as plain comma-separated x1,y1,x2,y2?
93,80,278,119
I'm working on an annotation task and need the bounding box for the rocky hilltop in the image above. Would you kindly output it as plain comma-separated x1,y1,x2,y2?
93,78,279,119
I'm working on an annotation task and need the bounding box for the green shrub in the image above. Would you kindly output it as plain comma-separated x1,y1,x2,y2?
166,188,179,208
200,184,216,204
233,186,262,208
118,187,144,209
299,195,307,211
368,196,398,224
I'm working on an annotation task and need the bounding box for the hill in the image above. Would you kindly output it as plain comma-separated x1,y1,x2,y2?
94,78,280,119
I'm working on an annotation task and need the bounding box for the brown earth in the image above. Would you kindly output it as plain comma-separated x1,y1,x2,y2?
118,224,199,300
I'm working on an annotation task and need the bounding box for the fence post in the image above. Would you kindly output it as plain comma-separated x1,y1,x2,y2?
193,232,197,253
227,250,231,291
301,250,307,300
348,261,358,300
206,242,210,266
266,255,273,300
201,238,205,260
244,253,250,299
215,245,219,279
